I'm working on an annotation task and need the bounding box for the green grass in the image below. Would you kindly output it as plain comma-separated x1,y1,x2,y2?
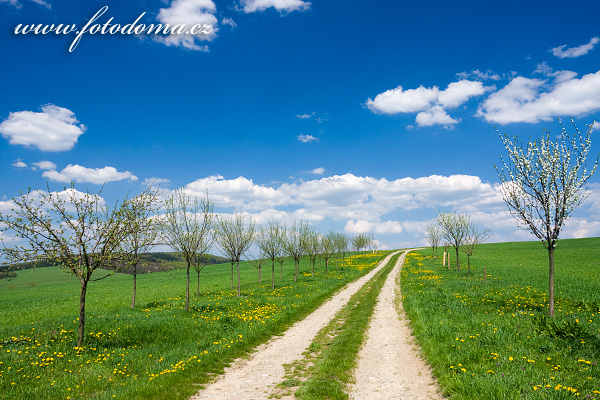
403,237,600,399
0,251,388,400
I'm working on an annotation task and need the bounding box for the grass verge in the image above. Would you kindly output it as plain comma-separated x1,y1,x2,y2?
0,251,388,400
402,238,600,399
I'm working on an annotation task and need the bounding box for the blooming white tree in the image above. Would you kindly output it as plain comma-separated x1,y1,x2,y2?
496,119,598,316
437,211,470,271
425,224,442,257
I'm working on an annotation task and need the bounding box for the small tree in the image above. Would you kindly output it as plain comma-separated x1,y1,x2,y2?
119,189,162,309
282,220,308,282
425,224,442,257
496,119,597,316
0,185,138,347
333,232,349,267
460,224,492,276
319,231,337,273
437,211,470,271
216,211,255,297
302,227,321,277
160,189,213,311
257,220,284,289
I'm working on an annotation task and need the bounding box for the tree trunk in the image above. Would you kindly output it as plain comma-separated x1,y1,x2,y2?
455,247,460,271
77,279,88,347
467,254,471,276
294,259,298,282
196,269,201,297
258,265,261,284
231,262,234,289
311,259,315,277
325,258,328,273
280,261,283,279
549,247,555,317
131,263,137,309
186,264,190,311
237,260,241,298
484,266,487,282
272,259,275,290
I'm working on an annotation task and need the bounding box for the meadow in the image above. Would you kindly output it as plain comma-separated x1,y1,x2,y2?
0,251,387,400
403,238,600,399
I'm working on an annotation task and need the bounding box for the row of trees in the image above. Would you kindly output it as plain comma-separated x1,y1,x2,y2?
425,212,492,276
0,186,375,346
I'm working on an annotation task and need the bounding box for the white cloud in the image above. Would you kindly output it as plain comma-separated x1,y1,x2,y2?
0,104,86,152
366,80,490,127
478,70,600,124
142,177,171,187
32,160,57,170
221,17,237,28
297,134,318,143
241,0,311,13
42,164,138,184
155,0,218,51
551,37,600,59
438,80,493,108
345,219,403,234
12,160,27,168
296,112,315,119
184,175,291,210
415,106,459,127
366,85,440,114
308,167,325,175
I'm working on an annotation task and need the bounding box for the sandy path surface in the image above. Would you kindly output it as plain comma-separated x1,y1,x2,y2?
189,251,400,400
349,250,443,400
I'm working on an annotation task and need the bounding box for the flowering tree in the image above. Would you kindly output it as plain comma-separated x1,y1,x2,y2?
0,185,141,347
437,211,470,271
425,224,442,257
496,119,598,316
460,224,492,276
160,189,214,311
216,211,255,297
257,220,284,289
118,189,162,308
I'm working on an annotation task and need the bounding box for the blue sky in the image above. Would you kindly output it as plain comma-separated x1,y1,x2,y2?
1,0,599,249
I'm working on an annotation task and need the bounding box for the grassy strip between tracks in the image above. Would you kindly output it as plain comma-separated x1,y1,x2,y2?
272,251,402,400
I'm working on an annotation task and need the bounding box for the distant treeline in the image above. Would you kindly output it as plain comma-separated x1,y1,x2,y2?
0,253,230,276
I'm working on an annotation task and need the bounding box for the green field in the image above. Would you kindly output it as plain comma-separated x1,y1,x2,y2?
403,237,600,399
0,252,387,400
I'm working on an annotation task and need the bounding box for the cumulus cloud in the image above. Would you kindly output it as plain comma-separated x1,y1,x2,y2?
155,0,218,51
415,106,459,127
307,167,325,175
184,175,291,210
551,37,600,59
42,164,138,184
241,0,311,13
181,173,504,221
297,134,318,143
366,80,490,127
12,160,27,168
478,70,600,124
0,104,86,152
32,160,57,170
345,219,403,234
